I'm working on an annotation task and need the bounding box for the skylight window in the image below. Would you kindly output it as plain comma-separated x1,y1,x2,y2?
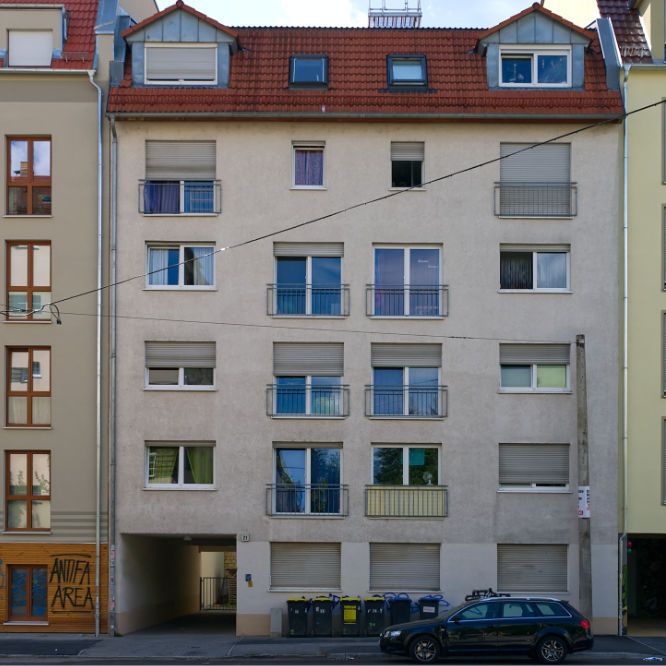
500,48,571,87
290,56,328,86
388,55,427,87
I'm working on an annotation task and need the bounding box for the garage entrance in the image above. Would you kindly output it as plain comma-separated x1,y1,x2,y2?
627,535,666,635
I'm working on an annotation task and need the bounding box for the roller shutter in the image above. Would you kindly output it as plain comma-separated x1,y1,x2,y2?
500,344,569,365
145,342,216,368
500,143,570,183
273,242,344,257
145,46,217,82
497,544,568,592
499,444,569,486
273,343,343,376
371,343,441,367
391,142,425,161
145,141,216,180
369,543,440,590
271,543,341,589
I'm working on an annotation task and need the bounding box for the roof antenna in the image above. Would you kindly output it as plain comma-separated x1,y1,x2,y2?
368,0,422,28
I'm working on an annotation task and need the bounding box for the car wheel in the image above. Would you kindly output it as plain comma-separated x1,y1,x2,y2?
536,635,568,665
409,635,440,664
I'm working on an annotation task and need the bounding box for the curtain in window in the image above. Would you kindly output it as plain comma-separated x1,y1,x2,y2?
148,249,171,286
31,397,50,425
500,252,532,289
186,247,214,286
144,181,180,214
7,397,27,424
536,253,567,289
294,150,323,186
150,448,178,484
186,447,213,484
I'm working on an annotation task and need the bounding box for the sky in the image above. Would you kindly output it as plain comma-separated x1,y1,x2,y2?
153,0,536,29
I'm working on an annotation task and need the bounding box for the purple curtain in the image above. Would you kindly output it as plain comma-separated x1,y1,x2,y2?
144,181,180,214
294,150,323,186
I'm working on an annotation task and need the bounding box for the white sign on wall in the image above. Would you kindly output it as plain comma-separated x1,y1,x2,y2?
578,486,590,518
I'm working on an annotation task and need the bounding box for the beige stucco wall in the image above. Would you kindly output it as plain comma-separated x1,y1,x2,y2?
0,8,63,52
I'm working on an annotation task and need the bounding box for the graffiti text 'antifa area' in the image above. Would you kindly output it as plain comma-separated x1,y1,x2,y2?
50,555,93,611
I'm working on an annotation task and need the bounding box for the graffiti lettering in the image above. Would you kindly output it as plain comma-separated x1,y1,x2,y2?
49,554,93,612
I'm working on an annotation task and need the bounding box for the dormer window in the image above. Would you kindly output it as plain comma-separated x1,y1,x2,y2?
388,55,427,87
144,44,217,85
290,56,328,86
500,47,571,87
8,31,52,67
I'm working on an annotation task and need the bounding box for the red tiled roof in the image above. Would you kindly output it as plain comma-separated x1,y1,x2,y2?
108,26,623,118
0,0,97,69
597,0,652,63
122,0,238,40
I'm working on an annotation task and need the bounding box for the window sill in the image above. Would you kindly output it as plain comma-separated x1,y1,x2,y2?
271,315,348,320
3,426,52,430
369,315,445,320
388,187,427,192
269,514,346,519
270,587,343,593
498,290,572,295
290,186,327,191
144,486,217,491
143,287,217,292
3,215,53,219
271,415,348,420
144,387,217,392
2,319,52,324
365,515,446,520
497,488,571,494
497,389,572,395
496,215,574,221
366,416,445,421
3,621,49,626
2,530,52,535
141,213,219,218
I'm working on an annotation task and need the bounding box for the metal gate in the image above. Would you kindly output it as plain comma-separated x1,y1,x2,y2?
200,576,236,611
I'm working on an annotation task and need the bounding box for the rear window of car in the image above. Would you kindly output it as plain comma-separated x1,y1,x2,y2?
535,602,570,617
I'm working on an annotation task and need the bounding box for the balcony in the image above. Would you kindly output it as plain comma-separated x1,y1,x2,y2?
267,284,350,317
267,384,350,418
139,180,222,215
364,385,448,418
366,285,449,317
266,484,349,516
494,182,577,218
365,485,448,518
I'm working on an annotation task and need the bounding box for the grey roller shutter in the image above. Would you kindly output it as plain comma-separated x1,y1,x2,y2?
273,343,343,376
271,543,341,589
499,444,569,485
145,46,217,82
500,143,570,183
370,543,440,590
497,545,568,592
371,343,441,367
145,342,216,368
274,242,344,257
391,142,425,161
500,344,569,365
146,141,216,180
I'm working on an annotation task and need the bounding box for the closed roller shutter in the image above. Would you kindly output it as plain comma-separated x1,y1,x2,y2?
271,542,341,589
500,344,569,365
145,46,217,82
371,343,441,367
500,143,570,183
391,142,425,161
145,342,216,368
497,544,568,592
146,141,216,180
499,444,569,485
273,242,344,257
370,543,440,590
273,343,343,376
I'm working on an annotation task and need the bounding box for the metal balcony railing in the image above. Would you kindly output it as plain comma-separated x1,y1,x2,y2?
267,384,350,417
267,284,350,316
494,182,577,217
139,180,222,215
366,285,449,317
266,484,349,516
365,385,448,418
365,485,448,518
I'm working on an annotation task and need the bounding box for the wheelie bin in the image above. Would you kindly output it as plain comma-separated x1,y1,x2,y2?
340,597,362,636
364,595,386,636
311,596,334,636
287,597,309,637
418,594,446,619
387,592,412,625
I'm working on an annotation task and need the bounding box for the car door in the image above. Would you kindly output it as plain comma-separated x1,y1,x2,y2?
444,602,499,654
494,600,542,653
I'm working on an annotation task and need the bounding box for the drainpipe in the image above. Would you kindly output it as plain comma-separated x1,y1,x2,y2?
619,63,631,637
86,62,103,640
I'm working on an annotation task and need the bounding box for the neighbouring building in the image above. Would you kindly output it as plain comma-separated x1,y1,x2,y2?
107,1,624,635
0,0,155,633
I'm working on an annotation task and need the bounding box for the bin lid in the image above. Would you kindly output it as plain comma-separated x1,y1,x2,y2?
341,597,361,602
312,596,333,602
365,596,386,602
287,597,309,602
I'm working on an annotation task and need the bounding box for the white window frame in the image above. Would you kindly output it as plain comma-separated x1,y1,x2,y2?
370,444,441,486
144,43,218,86
145,365,215,391
499,45,572,88
291,142,326,190
142,180,218,217
372,245,442,317
145,443,215,490
145,243,216,291
273,375,343,416
499,363,570,393
497,443,570,493
499,249,571,293
272,445,343,515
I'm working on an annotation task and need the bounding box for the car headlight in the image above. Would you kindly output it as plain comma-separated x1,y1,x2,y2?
388,630,403,638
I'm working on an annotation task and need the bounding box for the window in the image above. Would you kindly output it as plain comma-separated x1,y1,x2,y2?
373,446,439,486
8,566,48,621
144,44,217,84
292,143,324,188
500,47,571,87
273,447,342,514
369,543,440,590
454,603,496,621
8,31,52,67
290,56,328,86
7,347,51,426
391,142,424,188
273,243,344,316
271,542,341,589
142,141,218,214
500,248,569,291
533,601,571,617
387,55,427,86
372,246,442,316
7,137,51,215
5,451,51,530
146,244,215,288
145,341,215,389
497,544,568,593
499,443,569,489
146,443,214,488
6,242,51,320
499,344,570,392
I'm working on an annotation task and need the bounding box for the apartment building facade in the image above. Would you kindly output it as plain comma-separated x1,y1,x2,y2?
0,0,154,634
107,2,624,635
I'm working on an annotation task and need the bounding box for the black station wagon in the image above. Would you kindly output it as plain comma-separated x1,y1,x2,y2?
379,597,593,664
